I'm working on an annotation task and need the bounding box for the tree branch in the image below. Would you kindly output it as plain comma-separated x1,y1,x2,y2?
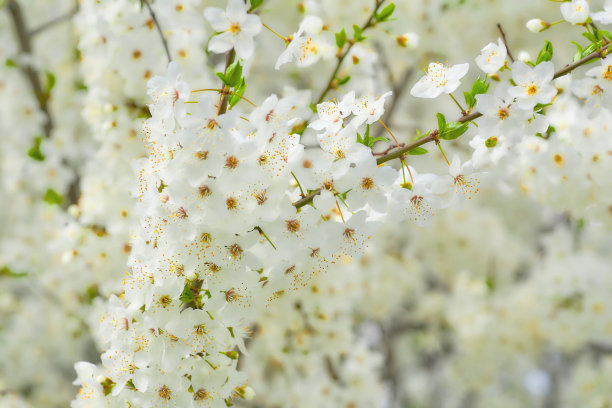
140,0,172,64
6,0,53,138
315,0,387,104
293,40,608,209
497,23,515,63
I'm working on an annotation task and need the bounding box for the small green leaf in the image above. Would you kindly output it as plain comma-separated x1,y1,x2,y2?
0,266,28,278
463,91,476,110
4,58,17,68
436,113,446,132
582,31,597,43
248,0,264,12
216,72,228,85
571,41,584,62
375,3,395,22
45,71,56,93
439,121,469,140
352,25,366,42
27,136,45,161
43,188,63,206
406,146,428,155
179,283,195,305
536,40,553,64
224,61,243,87
336,75,351,85
335,28,347,48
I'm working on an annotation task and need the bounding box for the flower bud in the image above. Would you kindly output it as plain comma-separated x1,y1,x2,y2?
243,386,256,400
396,32,419,49
526,18,547,33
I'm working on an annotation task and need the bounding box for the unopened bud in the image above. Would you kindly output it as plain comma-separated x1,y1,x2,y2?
243,386,256,400
526,18,548,33
396,32,419,49
517,51,531,63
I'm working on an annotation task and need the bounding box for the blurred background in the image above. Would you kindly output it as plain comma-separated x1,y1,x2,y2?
1,0,611,407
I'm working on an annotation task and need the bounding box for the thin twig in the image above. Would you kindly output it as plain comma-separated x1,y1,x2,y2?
7,0,53,138
29,4,79,37
315,0,387,104
553,42,610,79
216,50,236,116
140,0,172,63
497,23,515,63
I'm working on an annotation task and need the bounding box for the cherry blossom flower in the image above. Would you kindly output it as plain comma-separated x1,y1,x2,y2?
410,62,469,98
507,61,557,110
475,39,507,74
309,91,355,133
561,0,590,24
350,91,392,125
592,0,612,24
204,0,262,59
275,16,333,70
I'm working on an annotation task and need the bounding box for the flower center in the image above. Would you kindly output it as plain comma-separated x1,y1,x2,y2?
603,66,612,81
361,177,374,190
158,385,172,400
497,107,509,120
526,84,538,96
229,23,241,34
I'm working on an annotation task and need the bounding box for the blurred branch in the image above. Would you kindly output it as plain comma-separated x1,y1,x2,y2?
6,0,53,138
315,0,387,104
497,23,515,63
140,0,172,63
29,2,78,37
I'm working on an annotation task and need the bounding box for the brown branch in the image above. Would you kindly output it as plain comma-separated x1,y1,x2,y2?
374,142,405,156
217,49,236,116
497,23,515,63
29,3,79,37
553,42,610,79
293,30,609,210
315,0,387,104
7,0,53,138
140,0,172,63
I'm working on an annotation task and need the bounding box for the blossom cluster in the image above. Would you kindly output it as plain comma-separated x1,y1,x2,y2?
2,0,612,407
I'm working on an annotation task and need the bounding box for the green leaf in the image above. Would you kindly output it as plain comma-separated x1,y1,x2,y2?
45,71,56,93
352,25,366,42
582,31,597,43
229,80,246,108
27,136,45,161
536,41,553,65
4,58,17,68
463,76,489,109
179,283,195,305
463,91,476,110
357,124,379,147
336,75,351,85
375,3,395,22
439,121,469,140
43,188,63,206
581,41,603,59
370,136,390,144
406,146,428,155
0,266,28,278
571,41,584,62
216,72,228,85
335,28,347,48
224,61,243,87
248,0,264,12
470,76,489,96
436,113,446,132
